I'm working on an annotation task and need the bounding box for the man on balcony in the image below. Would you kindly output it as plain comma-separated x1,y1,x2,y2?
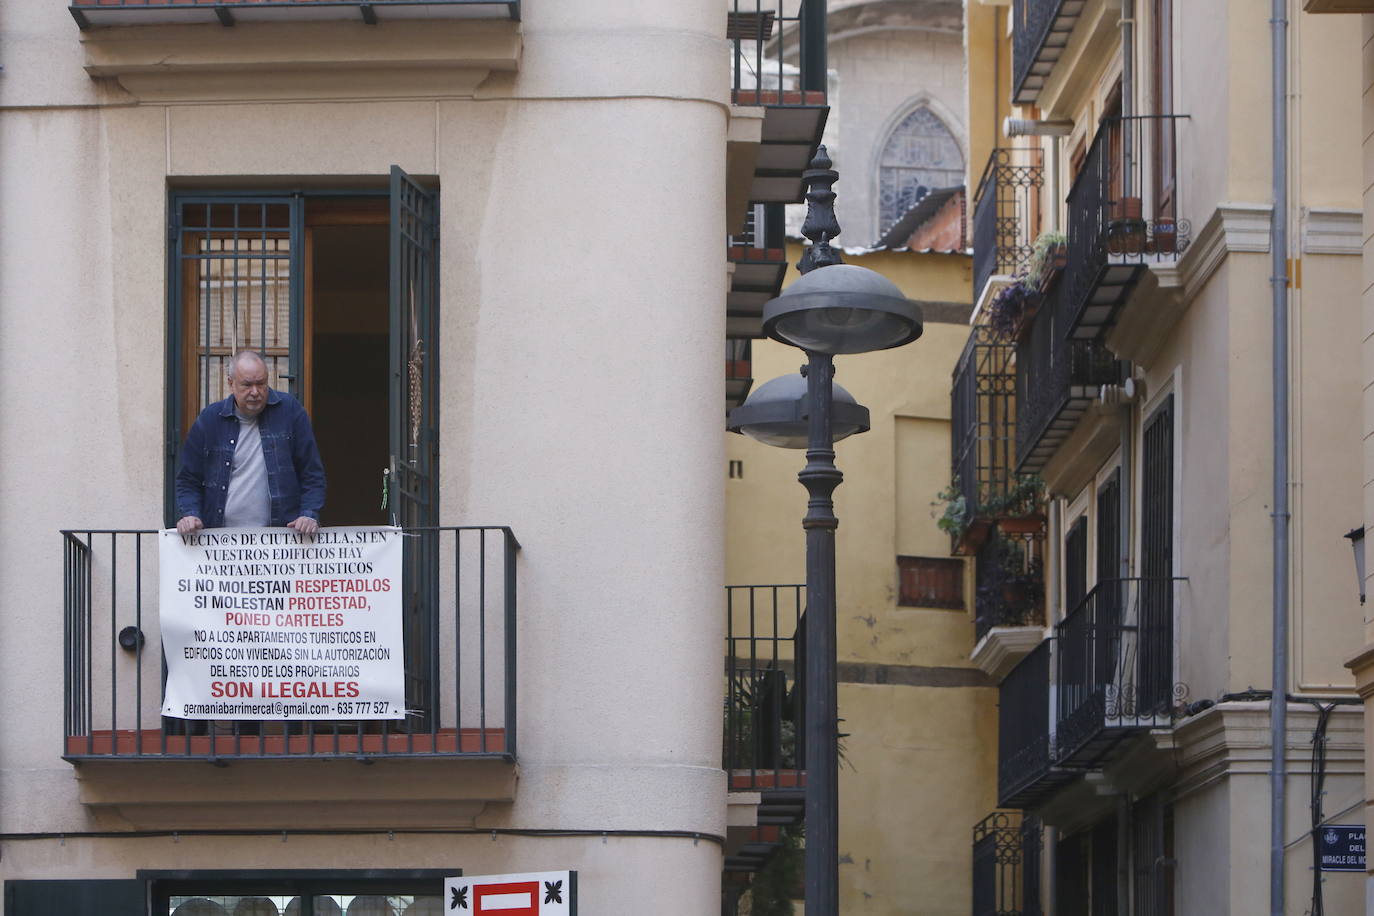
175,350,326,536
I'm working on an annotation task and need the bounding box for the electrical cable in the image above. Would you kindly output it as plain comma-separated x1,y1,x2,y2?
0,826,725,847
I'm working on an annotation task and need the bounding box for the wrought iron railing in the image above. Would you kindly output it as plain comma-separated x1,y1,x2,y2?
62,526,518,761
730,0,827,106
973,148,1045,300
952,326,1018,525
1064,114,1191,334
997,640,1053,806
1055,577,1183,765
1014,283,1126,468
1011,0,1065,102
69,0,520,28
972,811,1026,916
724,585,805,793
975,530,1045,642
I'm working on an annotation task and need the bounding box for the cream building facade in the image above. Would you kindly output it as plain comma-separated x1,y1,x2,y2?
961,0,1367,913
0,0,832,912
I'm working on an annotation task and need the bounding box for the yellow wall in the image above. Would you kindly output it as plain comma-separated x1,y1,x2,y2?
726,246,994,912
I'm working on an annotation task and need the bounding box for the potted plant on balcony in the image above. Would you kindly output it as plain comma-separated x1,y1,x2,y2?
986,474,1046,536
975,532,1045,633
1108,196,1147,255
1026,231,1067,292
1151,217,1178,254
985,279,1041,342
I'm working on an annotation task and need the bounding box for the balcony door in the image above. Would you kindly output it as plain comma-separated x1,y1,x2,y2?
169,172,438,531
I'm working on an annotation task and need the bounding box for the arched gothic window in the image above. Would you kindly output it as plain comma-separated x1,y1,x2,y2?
877,106,964,232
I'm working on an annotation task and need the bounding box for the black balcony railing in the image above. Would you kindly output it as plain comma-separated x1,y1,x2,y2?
1014,283,1126,471
972,148,1045,300
997,640,1073,808
730,0,827,106
70,0,519,29
1012,0,1083,104
975,530,1045,642
952,326,1018,546
1055,578,1182,767
1064,114,1190,339
725,585,805,798
972,811,1046,916
62,526,518,761
973,811,1028,916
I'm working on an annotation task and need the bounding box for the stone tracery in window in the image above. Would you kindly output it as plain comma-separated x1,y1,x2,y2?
877,106,964,232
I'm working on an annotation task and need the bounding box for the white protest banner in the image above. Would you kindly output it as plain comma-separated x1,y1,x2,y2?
444,871,577,915
159,526,405,720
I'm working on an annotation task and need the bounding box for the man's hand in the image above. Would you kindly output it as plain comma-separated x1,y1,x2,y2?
287,516,320,535
177,516,204,535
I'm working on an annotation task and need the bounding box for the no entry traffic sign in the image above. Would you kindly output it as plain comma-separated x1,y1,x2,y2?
444,871,577,915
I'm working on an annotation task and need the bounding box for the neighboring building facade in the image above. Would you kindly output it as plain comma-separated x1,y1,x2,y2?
0,0,829,912
961,0,1366,913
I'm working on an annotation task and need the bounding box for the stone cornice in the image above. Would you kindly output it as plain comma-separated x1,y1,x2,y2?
969,626,1046,680
1170,701,1364,801
1302,208,1363,255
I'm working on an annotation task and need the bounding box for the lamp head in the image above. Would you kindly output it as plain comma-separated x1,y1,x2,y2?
762,264,923,355
726,372,870,449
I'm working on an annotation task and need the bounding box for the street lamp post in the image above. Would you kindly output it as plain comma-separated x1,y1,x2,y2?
728,147,923,914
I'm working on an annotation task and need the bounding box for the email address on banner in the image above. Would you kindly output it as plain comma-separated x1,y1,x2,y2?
181,701,283,716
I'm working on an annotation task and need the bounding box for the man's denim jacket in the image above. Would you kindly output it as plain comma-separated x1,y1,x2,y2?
175,389,326,527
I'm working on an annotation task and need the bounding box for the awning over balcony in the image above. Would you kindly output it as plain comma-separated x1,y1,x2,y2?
70,0,518,29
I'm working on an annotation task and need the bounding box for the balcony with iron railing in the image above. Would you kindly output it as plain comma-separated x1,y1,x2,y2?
1011,0,1085,105
1014,281,1127,472
974,529,1045,644
996,640,1073,808
1063,115,1191,341
950,326,1020,555
65,527,517,762
71,0,518,29
972,148,1045,303
727,0,829,205
728,202,790,340
61,526,518,825
723,584,806,875
972,811,1044,916
1055,577,1182,767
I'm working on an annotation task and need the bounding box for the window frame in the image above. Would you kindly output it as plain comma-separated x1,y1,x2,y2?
145,869,456,916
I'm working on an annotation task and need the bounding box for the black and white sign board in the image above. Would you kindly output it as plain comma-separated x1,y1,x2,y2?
445,871,576,914
1319,826,1366,872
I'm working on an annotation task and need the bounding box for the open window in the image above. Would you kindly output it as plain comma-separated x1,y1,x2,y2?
166,168,443,726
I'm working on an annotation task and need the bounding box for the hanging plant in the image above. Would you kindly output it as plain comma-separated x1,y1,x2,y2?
934,477,970,538
986,279,1040,341
1026,231,1067,289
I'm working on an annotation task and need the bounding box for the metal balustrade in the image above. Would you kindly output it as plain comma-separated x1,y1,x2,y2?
996,640,1073,808
1012,0,1084,104
729,0,827,106
1054,577,1183,767
952,327,1018,533
975,530,1045,642
1063,114,1191,339
972,148,1045,301
1014,282,1127,472
724,585,805,798
62,526,518,761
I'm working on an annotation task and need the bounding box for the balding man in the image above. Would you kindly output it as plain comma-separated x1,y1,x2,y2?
175,350,326,536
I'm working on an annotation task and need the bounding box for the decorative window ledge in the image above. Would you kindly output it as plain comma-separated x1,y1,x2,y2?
76,17,521,102
970,625,1045,681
